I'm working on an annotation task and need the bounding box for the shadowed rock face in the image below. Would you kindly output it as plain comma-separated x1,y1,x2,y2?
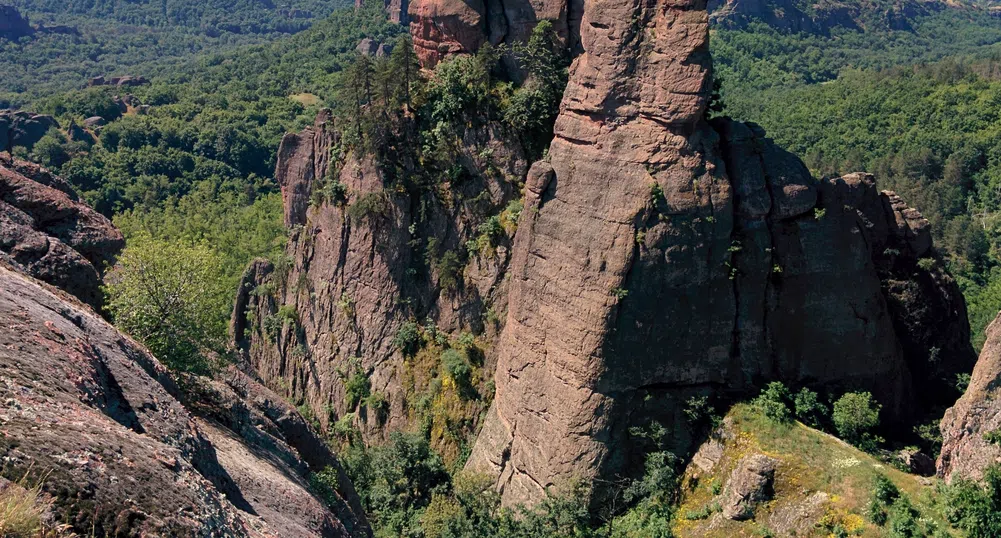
0,262,370,537
940,313,1001,482
0,6,33,40
463,0,973,507
0,160,123,308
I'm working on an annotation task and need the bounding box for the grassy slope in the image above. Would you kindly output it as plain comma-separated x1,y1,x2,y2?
675,404,956,537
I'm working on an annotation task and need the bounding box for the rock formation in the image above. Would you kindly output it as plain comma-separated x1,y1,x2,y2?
407,0,582,68
0,257,370,537
463,0,973,507
0,160,123,309
1,109,59,152
939,311,1001,482
235,0,974,511
0,6,33,40
720,454,777,520
232,110,526,451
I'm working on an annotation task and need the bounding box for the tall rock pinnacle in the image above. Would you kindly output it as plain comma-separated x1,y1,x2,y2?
465,0,973,506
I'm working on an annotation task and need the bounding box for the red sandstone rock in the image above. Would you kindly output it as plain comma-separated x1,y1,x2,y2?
0,160,123,308
0,263,369,537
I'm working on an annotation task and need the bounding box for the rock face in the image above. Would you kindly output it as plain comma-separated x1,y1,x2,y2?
232,109,526,451
0,261,370,537
463,0,973,507
939,312,1001,482
0,6,33,40
0,160,123,308
407,0,582,68
721,454,778,520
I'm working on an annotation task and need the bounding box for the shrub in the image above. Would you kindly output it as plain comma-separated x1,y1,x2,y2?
393,321,423,357
794,387,828,428
435,250,463,291
887,496,920,538
946,463,1001,538
873,474,900,505
105,235,229,373
832,392,882,450
364,391,389,423
346,190,390,222
343,368,371,410
754,382,793,423
441,349,473,395
309,467,341,508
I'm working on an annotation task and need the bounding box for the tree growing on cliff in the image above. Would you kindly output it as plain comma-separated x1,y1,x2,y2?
104,234,230,373
506,20,570,160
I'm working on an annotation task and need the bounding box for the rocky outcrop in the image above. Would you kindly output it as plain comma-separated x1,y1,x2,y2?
939,312,1001,482
1,110,58,152
720,454,777,520
0,262,369,537
232,109,526,450
0,160,123,308
464,0,973,507
0,6,33,40
407,0,581,68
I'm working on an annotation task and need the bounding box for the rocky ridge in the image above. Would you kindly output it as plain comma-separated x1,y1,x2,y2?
0,262,370,536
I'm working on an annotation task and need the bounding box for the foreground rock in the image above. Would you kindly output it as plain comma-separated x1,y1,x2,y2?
939,312,1001,482
464,0,973,507
0,160,123,308
0,263,370,537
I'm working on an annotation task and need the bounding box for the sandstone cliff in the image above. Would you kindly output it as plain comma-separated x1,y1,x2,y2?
463,0,973,507
408,0,581,68
0,160,123,309
231,110,526,457
939,311,1001,482
0,261,370,537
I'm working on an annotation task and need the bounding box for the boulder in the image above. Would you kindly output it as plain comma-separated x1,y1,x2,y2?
83,116,106,128
897,448,936,477
721,454,778,520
